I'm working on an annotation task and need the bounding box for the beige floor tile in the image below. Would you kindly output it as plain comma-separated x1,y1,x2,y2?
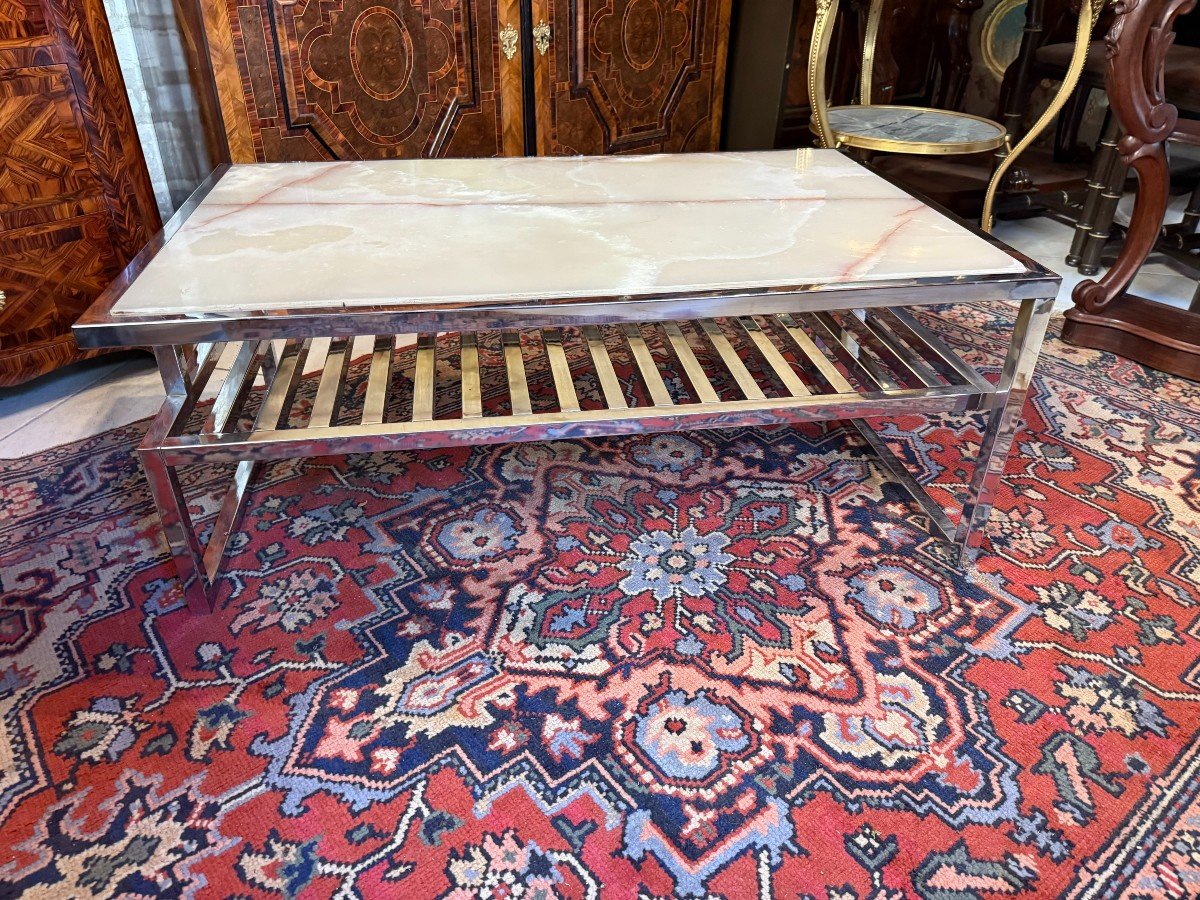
0,355,163,458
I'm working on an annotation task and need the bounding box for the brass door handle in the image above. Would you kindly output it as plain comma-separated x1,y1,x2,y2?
533,19,551,55
499,23,519,60
0,291,6,312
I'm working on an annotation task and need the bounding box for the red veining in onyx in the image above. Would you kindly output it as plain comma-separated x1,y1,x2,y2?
835,202,927,281
180,195,921,234
192,163,355,230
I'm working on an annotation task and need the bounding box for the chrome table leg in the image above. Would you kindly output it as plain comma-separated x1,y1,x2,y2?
141,443,216,613
140,342,260,613
953,296,1055,561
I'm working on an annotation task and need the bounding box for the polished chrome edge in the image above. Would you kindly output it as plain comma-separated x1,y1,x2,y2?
73,273,1060,349
73,165,230,345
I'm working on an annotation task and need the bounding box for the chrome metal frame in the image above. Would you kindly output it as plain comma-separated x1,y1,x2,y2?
132,302,1053,613
74,163,1059,614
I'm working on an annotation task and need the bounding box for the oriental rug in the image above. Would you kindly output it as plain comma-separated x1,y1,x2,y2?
0,304,1197,898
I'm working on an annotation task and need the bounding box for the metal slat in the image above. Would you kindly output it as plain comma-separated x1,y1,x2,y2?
160,383,982,466
460,332,483,418
808,313,894,390
850,420,958,538
837,311,936,388
412,333,437,422
175,343,198,380
581,325,628,410
543,328,580,413
621,324,673,407
164,341,228,436
881,308,995,394
310,337,353,427
738,317,811,397
202,340,269,434
180,341,226,387
202,459,256,579
362,335,395,425
503,331,533,417
662,321,719,403
257,339,311,429
696,319,766,400
192,341,227,382
860,312,945,386
774,314,855,394
299,337,332,410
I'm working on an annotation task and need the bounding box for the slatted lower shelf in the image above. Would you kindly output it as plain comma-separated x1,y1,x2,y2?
154,309,996,464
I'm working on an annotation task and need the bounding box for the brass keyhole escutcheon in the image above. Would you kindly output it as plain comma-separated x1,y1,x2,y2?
499,23,518,60
533,19,551,55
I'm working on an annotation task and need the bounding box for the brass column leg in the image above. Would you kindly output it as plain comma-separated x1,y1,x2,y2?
1067,111,1121,267
1078,150,1129,276
953,297,1055,562
1180,179,1200,232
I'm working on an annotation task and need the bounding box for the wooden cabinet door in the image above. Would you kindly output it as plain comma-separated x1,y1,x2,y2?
529,0,732,155
202,0,525,160
0,0,159,386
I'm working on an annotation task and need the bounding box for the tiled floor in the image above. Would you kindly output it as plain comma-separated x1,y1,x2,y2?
1,209,1196,460
991,188,1200,314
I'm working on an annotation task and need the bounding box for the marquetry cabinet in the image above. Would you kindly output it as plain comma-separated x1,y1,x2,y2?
198,0,732,161
0,0,160,386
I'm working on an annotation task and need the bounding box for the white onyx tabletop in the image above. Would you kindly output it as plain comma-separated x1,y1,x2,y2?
110,150,1027,317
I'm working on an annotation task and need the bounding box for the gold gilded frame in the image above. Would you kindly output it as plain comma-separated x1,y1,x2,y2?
980,0,1029,80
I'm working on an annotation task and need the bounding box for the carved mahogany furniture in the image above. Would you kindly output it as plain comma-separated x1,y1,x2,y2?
1050,41,1200,274
1064,0,1200,381
0,0,161,386
74,150,1060,611
194,0,732,160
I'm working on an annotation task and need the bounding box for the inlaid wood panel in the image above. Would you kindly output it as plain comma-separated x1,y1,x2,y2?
0,0,159,385
0,216,120,352
0,67,97,216
0,0,50,43
529,0,732,155
200,0,733,160
209,0,520,161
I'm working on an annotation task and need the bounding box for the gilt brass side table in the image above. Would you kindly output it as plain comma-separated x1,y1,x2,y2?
75,150,1060,612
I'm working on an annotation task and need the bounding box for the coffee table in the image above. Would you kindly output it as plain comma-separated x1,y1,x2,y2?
74,150,1060,613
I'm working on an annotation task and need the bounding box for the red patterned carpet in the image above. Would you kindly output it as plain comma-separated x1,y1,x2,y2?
1,303,1198,898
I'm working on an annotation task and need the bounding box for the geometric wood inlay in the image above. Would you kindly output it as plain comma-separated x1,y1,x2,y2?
0,0,159,385
263,0,505,159
0,67,96,214
533,0,731,155
0,215,120,352
0,0,49,42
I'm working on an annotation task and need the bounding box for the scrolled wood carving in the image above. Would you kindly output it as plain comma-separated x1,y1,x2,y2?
1073,0,1198,312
